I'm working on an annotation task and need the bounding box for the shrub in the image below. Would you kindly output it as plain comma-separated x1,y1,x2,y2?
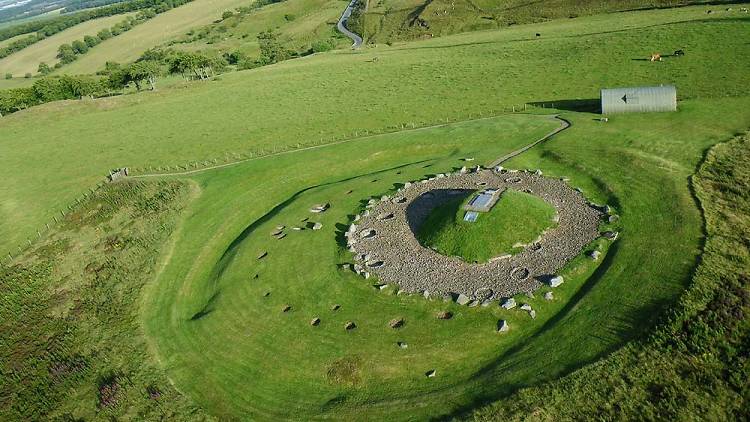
311,39,335,53
4,73,11,79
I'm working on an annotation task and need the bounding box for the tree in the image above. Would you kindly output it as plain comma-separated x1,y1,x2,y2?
222,10,234,20
0,87,39,115
97,28,113,40
257,30,290,65
38,62,52,75
57,44,77,63
126,61,160,90
223,50,246,65
166,51,225,80
71,39,89,54
311,39,335,53
83,35,101,48
4,73,11,80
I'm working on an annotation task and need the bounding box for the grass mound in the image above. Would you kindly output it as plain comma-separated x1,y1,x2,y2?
468,131,750,421
417,189,557,262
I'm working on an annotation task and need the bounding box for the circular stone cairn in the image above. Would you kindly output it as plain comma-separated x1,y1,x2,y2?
346,168,604,302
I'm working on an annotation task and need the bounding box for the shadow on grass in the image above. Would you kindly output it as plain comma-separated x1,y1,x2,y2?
189,290,221,321
198,159,435,315
528,99,600,113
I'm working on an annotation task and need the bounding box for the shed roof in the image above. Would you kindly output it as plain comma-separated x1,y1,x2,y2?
600,85,676,114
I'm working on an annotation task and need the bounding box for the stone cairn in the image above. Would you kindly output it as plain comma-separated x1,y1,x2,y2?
344,166,610,305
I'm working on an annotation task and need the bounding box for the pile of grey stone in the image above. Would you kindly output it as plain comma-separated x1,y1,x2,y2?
346,168,606,303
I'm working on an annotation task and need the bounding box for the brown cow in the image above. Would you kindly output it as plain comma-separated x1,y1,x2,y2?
650,53,662,62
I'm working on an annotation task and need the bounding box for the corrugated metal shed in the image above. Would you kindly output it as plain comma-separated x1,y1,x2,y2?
600,85,676,114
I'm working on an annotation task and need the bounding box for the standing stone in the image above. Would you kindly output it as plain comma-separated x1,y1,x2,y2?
310,317,321,326
588,250,601,260
544,291,554,301
500,298,516,309
549,275,564,288
456,294,471,305
425,369,436,378
496,320,509,333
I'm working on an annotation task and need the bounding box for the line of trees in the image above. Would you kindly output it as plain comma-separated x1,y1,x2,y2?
0,0,193,60
62,0,132,13
0,49,228,116
54,11,156,67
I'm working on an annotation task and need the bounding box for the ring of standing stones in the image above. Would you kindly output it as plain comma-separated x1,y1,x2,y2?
346,166,606,303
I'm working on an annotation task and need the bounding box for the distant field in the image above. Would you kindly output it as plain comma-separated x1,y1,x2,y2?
0,76,35,89
0,32,30,49
60,0,262,74
0,13,131,76
0,8,62,29
0,3,748,253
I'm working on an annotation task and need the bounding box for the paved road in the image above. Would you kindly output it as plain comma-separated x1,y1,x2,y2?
337,0,363,49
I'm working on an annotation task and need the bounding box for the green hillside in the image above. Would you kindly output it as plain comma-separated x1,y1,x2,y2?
359,0,739,43
0,2,749,421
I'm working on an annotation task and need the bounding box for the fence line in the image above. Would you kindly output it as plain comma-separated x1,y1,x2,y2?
126,103,556,177
2,176,109,267
1,102,559,267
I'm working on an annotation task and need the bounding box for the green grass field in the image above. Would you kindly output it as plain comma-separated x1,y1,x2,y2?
58,0,264,74
359,0,734,43
0,13,132,76
470,131,750,420
417,189,557,262
1,4,747,254
0,3,749,420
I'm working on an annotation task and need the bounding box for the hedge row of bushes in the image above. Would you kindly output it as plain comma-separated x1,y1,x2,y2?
0,0,194,60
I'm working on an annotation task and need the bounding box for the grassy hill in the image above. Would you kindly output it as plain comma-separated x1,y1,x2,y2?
0,2,749,420
0,13,130,76
468,131,750,420
1,4,747,253
58,0,266,74
358,0,740,43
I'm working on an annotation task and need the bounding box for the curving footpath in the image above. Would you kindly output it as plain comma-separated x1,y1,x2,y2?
337,0,363,49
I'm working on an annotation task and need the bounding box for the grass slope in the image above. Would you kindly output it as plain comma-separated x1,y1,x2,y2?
0,181,208,420
468,132,750,421
417,189,557,262
0,13,130,76
141,99,750,420
360,0,737,43
58,0,263,74
0,4,747,254
0,5,749,420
